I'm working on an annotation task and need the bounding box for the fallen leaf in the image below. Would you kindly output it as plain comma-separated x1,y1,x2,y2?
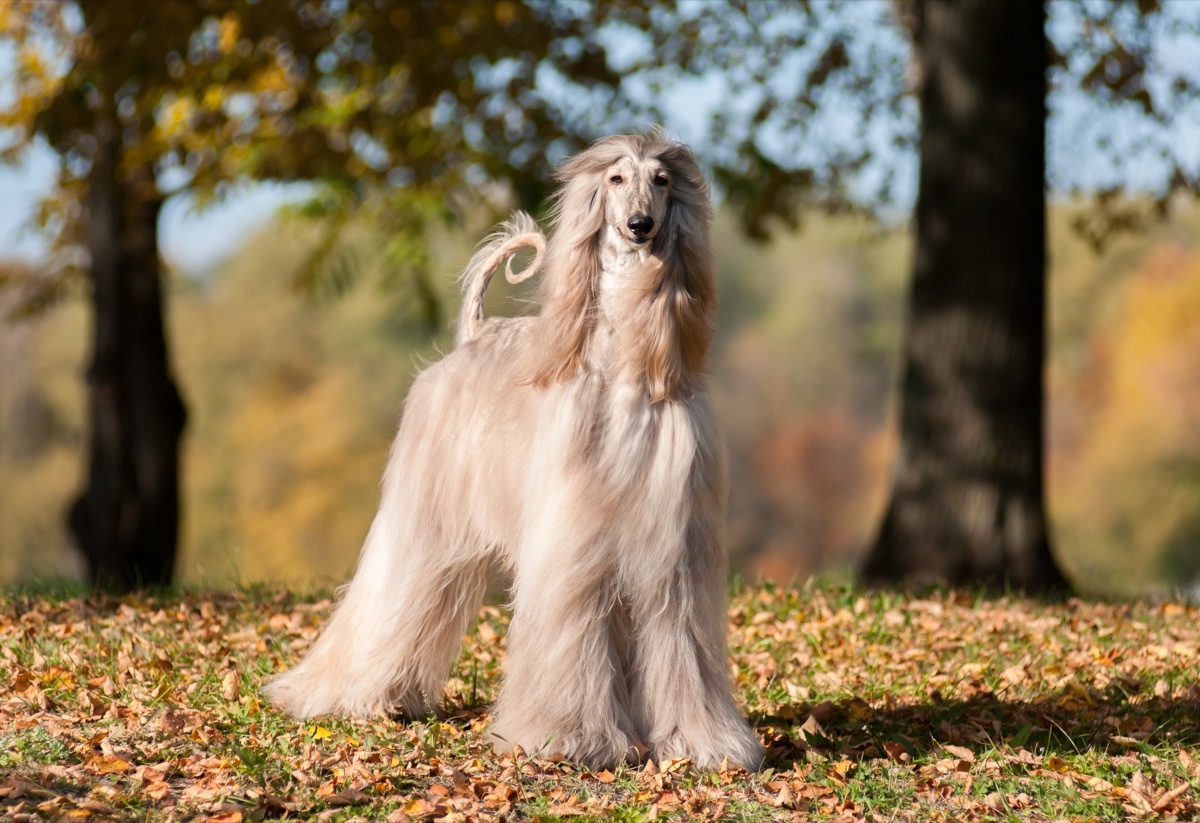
88,755,133,775
1153,782,1192,813
1044,755,1070,774
221,670,239,701
402,797,438,817
143,781,171,801
325,788,369,807
882,741,911,764
941,744,975,763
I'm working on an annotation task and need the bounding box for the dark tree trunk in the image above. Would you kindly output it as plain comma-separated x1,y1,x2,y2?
861,0,1068,593
68,122,186,591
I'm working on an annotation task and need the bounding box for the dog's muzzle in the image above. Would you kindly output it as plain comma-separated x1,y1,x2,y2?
627,214,655,242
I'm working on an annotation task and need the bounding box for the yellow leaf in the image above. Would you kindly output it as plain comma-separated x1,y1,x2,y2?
17,46,46,78
252,64,289,94
218,13,240,54
403,797,436,816
158,97,195,137
307,725,332,740
203,85,225,111
1044,755,1070,774
845,697,871,721
659,757,690,774
89,755,133,775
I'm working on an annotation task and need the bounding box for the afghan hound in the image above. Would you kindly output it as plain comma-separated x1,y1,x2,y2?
264,131,763,771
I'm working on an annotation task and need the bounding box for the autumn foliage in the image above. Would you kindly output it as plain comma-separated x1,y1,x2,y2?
1051,223,1200,593
4,201,1200,590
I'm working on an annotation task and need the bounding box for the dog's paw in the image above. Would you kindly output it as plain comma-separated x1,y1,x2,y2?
651,723,764,772
489,723,645,769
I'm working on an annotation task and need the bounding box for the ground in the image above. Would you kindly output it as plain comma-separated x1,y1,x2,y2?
2,581,1198,821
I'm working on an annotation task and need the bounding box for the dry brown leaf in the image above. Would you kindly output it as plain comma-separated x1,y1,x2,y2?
143,781,171,801
882,741,910,764
941,744,975,763
221,670,239,701
1153,782,1192,813
0,776,45,800
325,787,369,807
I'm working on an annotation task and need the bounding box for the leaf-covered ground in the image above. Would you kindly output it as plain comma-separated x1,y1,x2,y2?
2,582,1199,822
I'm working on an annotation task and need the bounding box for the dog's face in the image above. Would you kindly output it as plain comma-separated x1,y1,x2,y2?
602,154,672,247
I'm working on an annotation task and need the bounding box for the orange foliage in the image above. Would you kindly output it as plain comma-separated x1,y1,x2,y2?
745,413,893,583
1051,244,1200,591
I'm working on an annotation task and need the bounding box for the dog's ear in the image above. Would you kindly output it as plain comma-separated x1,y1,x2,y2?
651,142,717,393
526,149,610,387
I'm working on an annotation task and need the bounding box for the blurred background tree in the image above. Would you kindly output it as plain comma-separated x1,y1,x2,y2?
1,0,1198,594
861,0,1065,591
599,0,1199,593
858,0,1197,592
0,0,624,590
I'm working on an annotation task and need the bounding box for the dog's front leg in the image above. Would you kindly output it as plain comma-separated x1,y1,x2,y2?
628,508,765,771
619,401,764,771
489,511,641,768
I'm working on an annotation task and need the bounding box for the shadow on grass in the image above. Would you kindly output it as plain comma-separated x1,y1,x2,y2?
754,685,1200,768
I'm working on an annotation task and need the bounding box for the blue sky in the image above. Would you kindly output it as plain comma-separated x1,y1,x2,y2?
0,137,304,274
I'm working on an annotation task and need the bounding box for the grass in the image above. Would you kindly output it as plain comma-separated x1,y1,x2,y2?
1,580,1198,821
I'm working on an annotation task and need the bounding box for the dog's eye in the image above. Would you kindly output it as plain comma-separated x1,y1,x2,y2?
654,175,670,187
609,174,623,185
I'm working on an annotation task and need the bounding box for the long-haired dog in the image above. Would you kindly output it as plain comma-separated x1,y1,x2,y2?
264,131,763,771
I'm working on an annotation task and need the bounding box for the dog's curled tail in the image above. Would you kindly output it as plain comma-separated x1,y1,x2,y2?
456,211,546,347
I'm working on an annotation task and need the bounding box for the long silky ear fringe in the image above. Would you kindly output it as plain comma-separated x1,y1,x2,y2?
522,148,612,388
456,212,546,347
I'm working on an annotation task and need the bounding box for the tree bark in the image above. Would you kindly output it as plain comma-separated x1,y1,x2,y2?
68,121,186,591
861,0,1068,592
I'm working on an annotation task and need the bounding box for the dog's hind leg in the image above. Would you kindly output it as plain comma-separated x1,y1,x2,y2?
264,497,490,719
264,376,491,720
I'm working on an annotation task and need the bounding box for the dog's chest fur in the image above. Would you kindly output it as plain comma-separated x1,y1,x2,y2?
591,226,655,372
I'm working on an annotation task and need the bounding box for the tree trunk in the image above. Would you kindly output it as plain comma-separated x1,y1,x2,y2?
861,0,1068,592
69,122,186,591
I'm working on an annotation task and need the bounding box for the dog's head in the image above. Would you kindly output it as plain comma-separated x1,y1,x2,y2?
531,130,716,401
550,130,710,257
599,148,671,247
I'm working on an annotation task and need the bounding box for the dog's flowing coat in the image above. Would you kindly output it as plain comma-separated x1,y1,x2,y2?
264,133,763,770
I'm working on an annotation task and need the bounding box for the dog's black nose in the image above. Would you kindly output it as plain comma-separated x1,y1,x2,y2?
628,215,655,236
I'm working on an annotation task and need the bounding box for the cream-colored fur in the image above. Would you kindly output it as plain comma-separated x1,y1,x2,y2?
263,132,763,771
